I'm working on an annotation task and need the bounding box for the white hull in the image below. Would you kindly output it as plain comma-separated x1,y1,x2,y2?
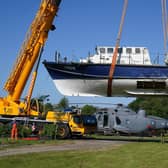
53,79,168,97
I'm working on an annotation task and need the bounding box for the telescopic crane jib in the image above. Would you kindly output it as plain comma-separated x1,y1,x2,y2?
0,0,62,117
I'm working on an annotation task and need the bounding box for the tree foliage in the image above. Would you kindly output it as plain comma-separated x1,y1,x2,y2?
81,105,97,115
57,97,69,110
128,97,168,118
44,103,53,112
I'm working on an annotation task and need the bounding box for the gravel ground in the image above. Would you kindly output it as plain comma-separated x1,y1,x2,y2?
0,139,128,157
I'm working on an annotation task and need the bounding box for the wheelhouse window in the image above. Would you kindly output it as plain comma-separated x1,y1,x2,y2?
118,48,123,54
135,48,141,54
107,48,113,53
99,48,106,54
126,48,132,54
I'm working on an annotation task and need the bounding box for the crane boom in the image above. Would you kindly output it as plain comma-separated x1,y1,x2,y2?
4,0,61,102
0,0,61,117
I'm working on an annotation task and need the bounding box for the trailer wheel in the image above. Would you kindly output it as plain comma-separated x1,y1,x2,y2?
56,123,70,139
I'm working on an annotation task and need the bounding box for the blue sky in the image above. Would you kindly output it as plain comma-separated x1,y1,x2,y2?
0,0,165,106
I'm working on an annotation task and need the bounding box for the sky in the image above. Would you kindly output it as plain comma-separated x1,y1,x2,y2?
0,0,166,106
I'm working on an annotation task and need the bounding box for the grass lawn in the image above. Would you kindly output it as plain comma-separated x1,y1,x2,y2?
0,142,168,168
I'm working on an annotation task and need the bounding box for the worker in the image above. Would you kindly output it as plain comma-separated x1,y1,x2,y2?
31,122,37,135
11,120,18,140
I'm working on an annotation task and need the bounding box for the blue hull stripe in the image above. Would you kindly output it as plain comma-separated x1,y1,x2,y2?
43,62,168,80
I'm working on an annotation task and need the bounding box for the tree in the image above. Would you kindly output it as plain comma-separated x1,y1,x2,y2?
128,97,168,118
44,103,53,112
81,105,97,115
57,97,69,110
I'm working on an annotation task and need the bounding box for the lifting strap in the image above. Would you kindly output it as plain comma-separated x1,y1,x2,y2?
161,0,168,64
107,0,128,96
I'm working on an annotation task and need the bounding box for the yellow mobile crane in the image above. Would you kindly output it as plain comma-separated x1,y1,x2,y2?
0,0,90,139
0,0,61,117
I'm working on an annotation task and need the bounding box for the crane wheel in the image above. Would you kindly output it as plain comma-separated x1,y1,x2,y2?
56,123,70,139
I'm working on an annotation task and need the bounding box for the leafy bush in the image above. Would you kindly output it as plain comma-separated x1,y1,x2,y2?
18,125,32,138
0,124,11,137
0,124,32,138
81,105,97,115
0,122,58,139
40,124,57,139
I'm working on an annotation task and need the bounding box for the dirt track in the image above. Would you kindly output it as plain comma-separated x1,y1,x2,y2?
0,139,128,157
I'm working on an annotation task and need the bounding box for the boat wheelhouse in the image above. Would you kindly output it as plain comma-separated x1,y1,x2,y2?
80,46,151,65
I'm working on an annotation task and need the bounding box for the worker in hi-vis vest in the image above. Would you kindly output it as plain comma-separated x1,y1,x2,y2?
11,120,18,140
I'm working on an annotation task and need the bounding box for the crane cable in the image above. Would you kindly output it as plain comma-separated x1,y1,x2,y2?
107,0,128,96
161,0,168,64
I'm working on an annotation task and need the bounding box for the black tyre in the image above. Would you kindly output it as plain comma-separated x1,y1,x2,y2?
56,123,70,139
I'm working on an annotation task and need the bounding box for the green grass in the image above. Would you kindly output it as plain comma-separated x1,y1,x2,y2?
0,142,168,168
